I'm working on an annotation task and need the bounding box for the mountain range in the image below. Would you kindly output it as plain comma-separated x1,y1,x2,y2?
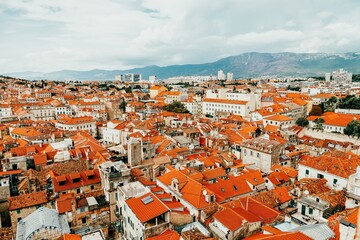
4,52,360,81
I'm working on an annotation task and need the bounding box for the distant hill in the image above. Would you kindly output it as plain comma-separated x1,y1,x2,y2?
4,52,360,81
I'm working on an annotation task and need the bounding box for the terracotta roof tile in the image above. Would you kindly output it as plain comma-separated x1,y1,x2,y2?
8,190,48,210
126,192,169,223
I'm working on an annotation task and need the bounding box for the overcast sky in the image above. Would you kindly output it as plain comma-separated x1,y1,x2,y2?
1,0,360,73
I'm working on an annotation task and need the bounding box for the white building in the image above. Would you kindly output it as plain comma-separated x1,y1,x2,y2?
55,105,73,118
345,167,360,208
298,151,360,191
117,182,171,239
55,116,96,137
332,69,352,85
202,98,250,117
0,104,12,118
217,70,226,80
263,114,294,130
227,72,234,81
28,104,56,121
182,95,202,115
240,137,283,173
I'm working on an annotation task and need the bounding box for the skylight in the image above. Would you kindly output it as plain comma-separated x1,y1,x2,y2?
141,195,154,205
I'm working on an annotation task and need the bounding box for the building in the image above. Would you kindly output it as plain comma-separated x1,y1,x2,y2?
263,114,294,130
345,167,360,208
202,98,249,117
149,86,168,99
8,191,50,234
50,169,102,195
298,151,360,191
227,72,234,81
55,116,96,137
157,169,214,218
241,137,283,173
98,161,131,223
16,207,70,240
217,70,226,80
331,69,352,85
117,182,171,239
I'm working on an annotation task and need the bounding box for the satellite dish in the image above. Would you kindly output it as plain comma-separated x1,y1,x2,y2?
202,189,207,195
304,190,309,195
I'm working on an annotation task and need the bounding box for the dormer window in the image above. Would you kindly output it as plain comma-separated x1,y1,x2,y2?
56,176,67,186
70,173,82,183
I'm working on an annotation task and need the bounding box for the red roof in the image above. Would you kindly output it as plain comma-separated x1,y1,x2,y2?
145,229,180,240
8,190,48,210
52,169,101,193
126,192,169,223
213,208,245,231
56,193,73,214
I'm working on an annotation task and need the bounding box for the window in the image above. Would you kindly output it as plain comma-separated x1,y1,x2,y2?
308,208,313,215
333,179,338,185
17,209,21,214
250,151,253,156
305,169,309,175
82,217,87,224
256,153,260,158
317,173,324,179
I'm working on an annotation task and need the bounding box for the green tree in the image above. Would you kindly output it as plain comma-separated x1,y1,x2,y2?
344,120,360,137
296,117,309,127
314,118,325,131
119,101,127,112
309,106,323,116
125,86,132,93
163,101,189,113
323,96,338,112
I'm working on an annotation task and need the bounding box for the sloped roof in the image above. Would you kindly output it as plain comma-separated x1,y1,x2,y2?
126,192,169,223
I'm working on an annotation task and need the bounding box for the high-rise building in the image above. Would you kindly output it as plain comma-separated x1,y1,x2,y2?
331,69,352,85
217,70,226,80
115,73,142,82
227,72,234,81
325,73,331,82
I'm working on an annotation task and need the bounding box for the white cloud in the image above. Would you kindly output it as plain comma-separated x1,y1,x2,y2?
0,0,359,72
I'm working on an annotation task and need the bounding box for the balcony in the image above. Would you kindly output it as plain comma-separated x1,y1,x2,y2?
291,212,318,225
144,221,170,238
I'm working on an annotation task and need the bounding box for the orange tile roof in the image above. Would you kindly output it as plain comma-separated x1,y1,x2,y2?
0,169,22,177
264,114,293,121
34,153,47,166
126,192,169,223
213,208,245,231
299,151,360,178
264,124,279,133
223,197,280,224
157,169,212,209
11,127,42,137
60,234,81,240
202,167,226,180
57,116,95,125
205,177,252,202
8,190,48,210
56,193,73,214
145,229,180,240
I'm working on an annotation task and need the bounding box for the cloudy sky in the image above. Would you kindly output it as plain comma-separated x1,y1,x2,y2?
1,0,360,73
